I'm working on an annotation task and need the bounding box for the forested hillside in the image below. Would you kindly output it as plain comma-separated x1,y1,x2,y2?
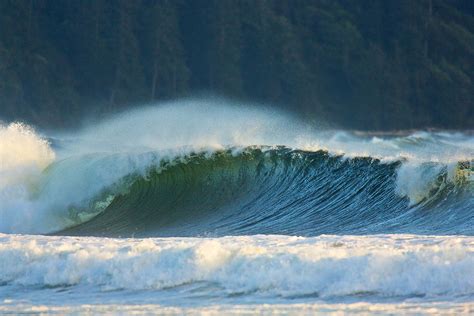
0,0,473,130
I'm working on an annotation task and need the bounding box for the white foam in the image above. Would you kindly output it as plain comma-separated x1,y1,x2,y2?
1,234,473,298
0,123,56,233
2,301,473,315
0,122,55,189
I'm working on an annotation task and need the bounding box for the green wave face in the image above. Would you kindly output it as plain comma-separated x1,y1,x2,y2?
56,147,474,237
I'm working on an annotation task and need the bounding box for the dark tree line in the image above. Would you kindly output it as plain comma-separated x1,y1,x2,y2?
0,0,473,130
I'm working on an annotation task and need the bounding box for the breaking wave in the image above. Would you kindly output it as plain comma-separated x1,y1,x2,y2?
56,147,473,237
0,100,473,236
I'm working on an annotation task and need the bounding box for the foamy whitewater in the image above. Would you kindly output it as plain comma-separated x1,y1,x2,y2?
1,100,473,314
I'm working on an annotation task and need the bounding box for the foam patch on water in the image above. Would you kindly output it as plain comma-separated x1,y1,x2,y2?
1,302,473,315
1,234,473,298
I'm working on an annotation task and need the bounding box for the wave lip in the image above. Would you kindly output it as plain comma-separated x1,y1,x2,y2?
1,234,473,299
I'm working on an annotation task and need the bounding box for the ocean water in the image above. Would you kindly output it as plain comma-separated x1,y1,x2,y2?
1,100,473,314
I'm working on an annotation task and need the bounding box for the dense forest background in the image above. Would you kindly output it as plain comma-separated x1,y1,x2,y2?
0,0,473,130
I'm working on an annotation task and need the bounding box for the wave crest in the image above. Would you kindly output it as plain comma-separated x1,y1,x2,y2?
1,102,472,235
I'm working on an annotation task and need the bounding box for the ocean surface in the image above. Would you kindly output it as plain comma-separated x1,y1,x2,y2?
1,100,473,314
